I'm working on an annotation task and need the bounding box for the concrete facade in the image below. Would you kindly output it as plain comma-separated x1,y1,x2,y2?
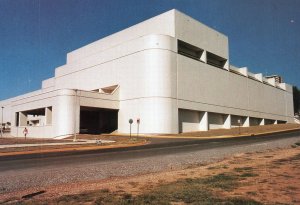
0,9,294,138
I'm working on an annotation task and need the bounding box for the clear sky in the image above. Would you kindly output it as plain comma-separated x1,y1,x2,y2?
0,0,299,100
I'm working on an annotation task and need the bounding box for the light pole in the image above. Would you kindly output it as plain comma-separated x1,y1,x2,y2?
1,106,3,137
237,119,241,135
73,89,78,142
136,118,140,137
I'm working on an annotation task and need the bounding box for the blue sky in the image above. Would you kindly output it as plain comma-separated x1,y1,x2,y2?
0,0,299,100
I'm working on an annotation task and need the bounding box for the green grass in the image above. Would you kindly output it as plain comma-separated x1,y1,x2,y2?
275,153,300,164
15,172,262,205
247,191,258,196
207,164,229,170
234,167,253,172
240,173,259,178
233,167,258,178
200,173,239,191
286,186,297,191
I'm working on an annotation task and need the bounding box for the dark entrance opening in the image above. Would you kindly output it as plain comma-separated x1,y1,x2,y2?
80,107,118,134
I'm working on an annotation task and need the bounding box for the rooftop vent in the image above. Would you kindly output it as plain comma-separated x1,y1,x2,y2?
206,52,227,69
265,75,283,84
92,85,119,94
178,40,204,61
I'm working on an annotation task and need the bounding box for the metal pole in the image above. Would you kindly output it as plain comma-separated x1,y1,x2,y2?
136,118,140,137
73,90,77,142
130,124,131,138
239,119,241,135
1,107,3,137
129,119,133,139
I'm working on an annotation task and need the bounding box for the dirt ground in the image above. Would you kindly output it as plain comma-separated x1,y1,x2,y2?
0,138,70,145
2,142,300,204
0,135,147,155
0,134,144,145
69,134,144,144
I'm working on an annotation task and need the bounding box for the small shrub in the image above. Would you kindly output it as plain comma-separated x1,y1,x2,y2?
246,191,257,196
207,165,229,170
240,172,259,178
99,188,110,193
234,167,253,172
225,197,263,205
201,173,239,191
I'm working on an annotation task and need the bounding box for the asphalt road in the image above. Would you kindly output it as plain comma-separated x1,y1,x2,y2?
0,130,300,171
0,130,299,194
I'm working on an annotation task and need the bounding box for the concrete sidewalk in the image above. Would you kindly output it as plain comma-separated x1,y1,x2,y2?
0,139,115,149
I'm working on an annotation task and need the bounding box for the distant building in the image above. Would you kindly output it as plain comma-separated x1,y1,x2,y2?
0,9,295,138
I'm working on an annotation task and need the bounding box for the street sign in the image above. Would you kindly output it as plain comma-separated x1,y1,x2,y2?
129,119,133,138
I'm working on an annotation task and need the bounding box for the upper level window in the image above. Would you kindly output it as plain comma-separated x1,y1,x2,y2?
206,52,227,69
178,40,203,61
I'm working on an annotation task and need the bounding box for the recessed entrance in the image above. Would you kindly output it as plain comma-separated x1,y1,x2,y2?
80,106,118,134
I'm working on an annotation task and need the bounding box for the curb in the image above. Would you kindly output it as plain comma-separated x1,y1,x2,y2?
0,141,148,157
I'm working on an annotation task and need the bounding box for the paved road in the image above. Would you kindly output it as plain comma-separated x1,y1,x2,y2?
0,130,299,194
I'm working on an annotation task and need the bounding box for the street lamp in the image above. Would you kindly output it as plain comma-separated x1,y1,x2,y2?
237,119,241,135
73,90,78,142
1,106,3,137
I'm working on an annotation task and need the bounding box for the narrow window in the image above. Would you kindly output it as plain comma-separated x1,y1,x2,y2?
178,40,203,61
206,52,227,69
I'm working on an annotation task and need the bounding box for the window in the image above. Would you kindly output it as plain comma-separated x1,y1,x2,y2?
178,40,203,61
18,107,52,127
92,85,119,94
206,52,227,69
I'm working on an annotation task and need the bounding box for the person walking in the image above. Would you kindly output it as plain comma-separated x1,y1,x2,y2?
23,127,28,139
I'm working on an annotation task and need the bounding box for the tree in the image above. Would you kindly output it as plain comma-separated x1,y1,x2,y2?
293,86,300,115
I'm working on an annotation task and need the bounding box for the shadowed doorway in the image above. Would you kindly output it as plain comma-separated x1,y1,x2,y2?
80,106,118,134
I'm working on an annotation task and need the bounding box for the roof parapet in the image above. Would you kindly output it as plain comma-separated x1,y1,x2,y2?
263,77,276,86
278,83,293,92
254,73,263,82
248,71,263,82
229,65,247,76
238,67,248,77
230,65,291,91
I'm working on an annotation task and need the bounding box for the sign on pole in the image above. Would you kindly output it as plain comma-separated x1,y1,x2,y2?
129,119,133,138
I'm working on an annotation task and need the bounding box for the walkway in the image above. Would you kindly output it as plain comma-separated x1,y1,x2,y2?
0,139,115,149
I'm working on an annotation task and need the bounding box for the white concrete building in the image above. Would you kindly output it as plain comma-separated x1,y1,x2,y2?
0,9,294,138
